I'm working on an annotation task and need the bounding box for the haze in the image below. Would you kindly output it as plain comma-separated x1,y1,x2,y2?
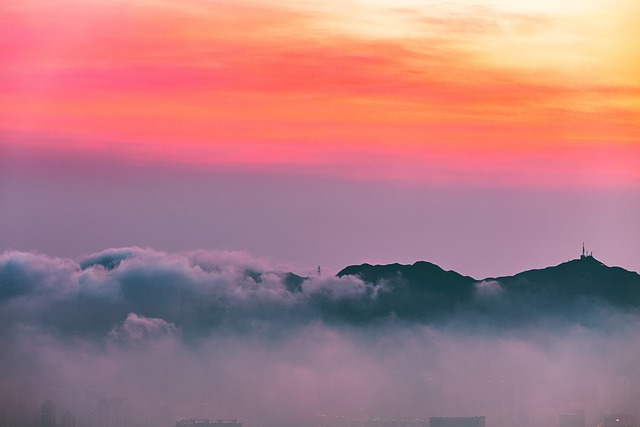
1,1,639,426
1,248,639,427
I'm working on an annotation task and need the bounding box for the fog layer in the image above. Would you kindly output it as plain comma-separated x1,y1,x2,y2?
1,248,638,427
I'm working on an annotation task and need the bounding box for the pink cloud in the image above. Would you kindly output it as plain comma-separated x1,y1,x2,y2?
1,0,638,190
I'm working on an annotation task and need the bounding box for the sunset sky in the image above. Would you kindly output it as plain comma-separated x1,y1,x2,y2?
1,0,639,277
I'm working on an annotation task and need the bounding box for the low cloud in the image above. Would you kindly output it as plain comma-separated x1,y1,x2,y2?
1,248,639,427
109,313,180,342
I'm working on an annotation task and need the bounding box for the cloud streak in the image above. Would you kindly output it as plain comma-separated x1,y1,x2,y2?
1,0,638,189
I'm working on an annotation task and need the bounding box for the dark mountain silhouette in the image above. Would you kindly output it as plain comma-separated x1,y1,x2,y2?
279,261,477,325
5,248,639,338
487,255,640,309
335,256,640,326
334,261,476,321
338,261,476,287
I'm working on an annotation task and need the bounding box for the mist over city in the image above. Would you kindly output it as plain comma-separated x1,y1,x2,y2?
1,247,639,427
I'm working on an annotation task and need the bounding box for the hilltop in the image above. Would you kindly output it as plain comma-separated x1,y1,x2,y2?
335,255,640,326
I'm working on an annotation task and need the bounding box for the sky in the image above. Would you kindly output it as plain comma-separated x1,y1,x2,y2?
1,0,639,278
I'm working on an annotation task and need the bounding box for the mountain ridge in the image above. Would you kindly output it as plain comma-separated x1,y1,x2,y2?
334,255,640,320
338,255,639,283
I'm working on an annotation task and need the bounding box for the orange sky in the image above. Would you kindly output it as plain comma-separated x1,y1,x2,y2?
1,0,639,188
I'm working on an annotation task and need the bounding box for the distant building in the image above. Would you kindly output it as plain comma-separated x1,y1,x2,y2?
351,419,428,427
316,414,351,427
600,377,632,414
94,398,132,427
60,410,76,427
40,400,56,427
429,417,485,427
559,410,585,427
599,415,634,427
484,380,518,427
317,417,429,427
176,419,242,427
